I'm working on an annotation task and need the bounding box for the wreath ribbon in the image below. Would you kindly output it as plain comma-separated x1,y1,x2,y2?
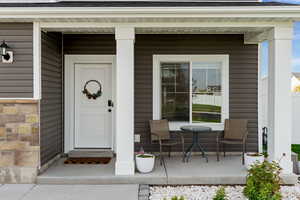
82,80,102,100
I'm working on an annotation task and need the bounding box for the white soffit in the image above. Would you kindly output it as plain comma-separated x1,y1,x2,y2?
42,26,270,35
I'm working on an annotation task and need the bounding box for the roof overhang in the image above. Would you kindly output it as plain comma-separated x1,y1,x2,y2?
0,6,300,22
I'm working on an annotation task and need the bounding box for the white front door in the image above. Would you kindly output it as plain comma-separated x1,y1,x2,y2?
74,63,112,148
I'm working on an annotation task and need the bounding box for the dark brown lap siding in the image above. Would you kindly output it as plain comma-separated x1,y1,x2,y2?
62,34,258,153
0,23,33,98
41,32,63,165
134,34,258,152
63,34,115,55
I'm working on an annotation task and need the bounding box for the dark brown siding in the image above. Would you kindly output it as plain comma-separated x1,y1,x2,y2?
134,34,258,152
62,34,258,152
40,32,63,165
63,34,115,55
0,23,33,98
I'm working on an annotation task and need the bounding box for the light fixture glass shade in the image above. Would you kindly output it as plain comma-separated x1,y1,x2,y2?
0,41,9,56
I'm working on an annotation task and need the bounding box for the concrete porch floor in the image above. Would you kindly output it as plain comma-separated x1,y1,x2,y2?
37,155,298,185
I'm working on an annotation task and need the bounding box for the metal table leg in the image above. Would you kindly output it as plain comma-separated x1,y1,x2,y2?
183,132,208,163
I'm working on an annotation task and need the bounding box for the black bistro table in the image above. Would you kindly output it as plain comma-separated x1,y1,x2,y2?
181,125,212,163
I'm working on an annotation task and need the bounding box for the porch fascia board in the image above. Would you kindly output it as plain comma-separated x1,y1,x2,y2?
0,7,300,21
0,6,300,14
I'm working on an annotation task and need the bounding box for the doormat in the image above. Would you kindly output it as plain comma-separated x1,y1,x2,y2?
64,157,111,164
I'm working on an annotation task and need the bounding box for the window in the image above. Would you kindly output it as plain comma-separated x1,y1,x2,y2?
153,55,229,130
161,62,190,122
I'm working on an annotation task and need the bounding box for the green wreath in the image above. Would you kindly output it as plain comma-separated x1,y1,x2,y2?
82,80,102,100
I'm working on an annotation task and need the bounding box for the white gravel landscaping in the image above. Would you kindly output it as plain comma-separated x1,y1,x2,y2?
150,184,300,200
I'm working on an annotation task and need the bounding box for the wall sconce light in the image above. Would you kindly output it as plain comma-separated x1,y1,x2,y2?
0,40,13,63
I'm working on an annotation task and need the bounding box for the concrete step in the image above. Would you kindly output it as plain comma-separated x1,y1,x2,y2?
68,149,114,158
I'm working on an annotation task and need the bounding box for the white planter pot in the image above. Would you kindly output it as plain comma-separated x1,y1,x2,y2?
135,154,155,173
245,153,265,170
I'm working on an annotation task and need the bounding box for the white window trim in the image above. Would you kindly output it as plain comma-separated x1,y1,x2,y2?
33,21,41,99
153,54,229,131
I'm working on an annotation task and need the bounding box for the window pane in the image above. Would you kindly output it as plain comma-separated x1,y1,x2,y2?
192,62,222,123
161,63,189,122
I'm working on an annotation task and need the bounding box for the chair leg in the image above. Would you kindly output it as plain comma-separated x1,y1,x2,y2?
168,146,171,158
242,142,246,165
223,143,226,157
217,141,220,162
159,144,163,166
182,142,185,162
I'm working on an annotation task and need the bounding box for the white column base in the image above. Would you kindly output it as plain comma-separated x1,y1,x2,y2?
281,159,293,174
115,161,135,175
267,156,293,174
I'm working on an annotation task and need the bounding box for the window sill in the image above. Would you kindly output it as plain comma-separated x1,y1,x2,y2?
169,122,224,131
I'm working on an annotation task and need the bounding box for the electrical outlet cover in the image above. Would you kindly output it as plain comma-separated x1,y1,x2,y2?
134,134,140,143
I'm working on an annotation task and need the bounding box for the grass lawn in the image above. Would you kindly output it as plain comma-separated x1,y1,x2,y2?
192,104,221,113
292,144,300,160
192,104,221,123
192,116,220,123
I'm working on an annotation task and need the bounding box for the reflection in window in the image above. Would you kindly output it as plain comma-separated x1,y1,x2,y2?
160,61,222,123
161,63,190,122
192,62,222,123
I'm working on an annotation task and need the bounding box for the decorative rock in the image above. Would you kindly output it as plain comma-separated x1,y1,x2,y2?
0,141,29,151
25,114,39,123
15,150,39,167
18,124,32,134
17,104,38,114
0,102,39,184
0,151,15,167
3,106,18,114
0,127,5,137
149,185,300,200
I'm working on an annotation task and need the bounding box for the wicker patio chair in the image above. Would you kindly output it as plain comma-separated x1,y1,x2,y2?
149,119,185,165
216,119,248,164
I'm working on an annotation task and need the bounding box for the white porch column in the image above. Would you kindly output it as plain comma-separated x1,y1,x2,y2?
267,26,293,174
115,27,135,175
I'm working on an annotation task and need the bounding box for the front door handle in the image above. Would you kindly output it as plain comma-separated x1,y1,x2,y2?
108,100,114,107
108,109,112,112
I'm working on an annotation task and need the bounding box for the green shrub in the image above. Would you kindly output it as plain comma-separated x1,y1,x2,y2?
243,160,282,200
213,187,227,200
163,196,185,200
292,144,300,160
136,154,154,158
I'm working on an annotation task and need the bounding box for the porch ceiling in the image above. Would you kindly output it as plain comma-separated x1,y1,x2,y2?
43,26,270,35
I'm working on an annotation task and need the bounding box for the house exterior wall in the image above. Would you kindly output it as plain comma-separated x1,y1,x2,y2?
135,34,258,152
63,34,116,55
40,32,63,166
0,100,39,183
0,22,39,183
63,34,258,153
0,23,33,98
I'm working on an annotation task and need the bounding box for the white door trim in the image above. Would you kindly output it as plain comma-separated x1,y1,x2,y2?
64,55,116,153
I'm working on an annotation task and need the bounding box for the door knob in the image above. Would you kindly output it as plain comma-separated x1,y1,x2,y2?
108,109,112,112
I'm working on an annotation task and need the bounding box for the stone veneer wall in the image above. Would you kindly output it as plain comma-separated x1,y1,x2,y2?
0,100,39,183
